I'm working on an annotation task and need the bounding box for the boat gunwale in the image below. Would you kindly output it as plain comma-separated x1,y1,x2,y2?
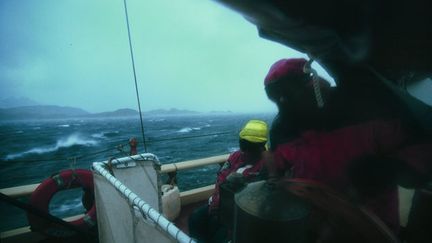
0,154,228,198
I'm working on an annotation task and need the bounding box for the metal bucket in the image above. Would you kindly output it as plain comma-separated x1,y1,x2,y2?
233,180,313,243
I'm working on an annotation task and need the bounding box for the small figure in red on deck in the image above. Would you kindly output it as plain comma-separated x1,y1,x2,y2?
129,137,138,155
188,119,268,243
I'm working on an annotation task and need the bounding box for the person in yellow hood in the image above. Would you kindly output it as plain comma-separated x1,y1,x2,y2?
188,119,268,243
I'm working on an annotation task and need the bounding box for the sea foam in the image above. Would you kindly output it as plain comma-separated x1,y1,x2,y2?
5,134,98,160
91,131,119,138
177,127,203,133
50,197,83,215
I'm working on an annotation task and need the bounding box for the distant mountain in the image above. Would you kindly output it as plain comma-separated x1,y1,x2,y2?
0,97,40,108
145,108,200,116
209,110,233,114
0,105,206,121
89,108,139,118
0,105,89,120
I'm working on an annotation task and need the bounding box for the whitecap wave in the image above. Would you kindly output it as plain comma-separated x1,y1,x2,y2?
5,134,98,160
91,131,119,139
228,147,238,153
178,127,192,133
58,124,70,128
55,134,98,148
91,132,105,139
177,127,201,133
50,198,83,215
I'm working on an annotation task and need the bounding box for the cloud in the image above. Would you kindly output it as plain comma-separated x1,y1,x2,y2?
0,0,329,113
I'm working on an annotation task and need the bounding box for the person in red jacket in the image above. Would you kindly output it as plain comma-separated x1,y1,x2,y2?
188,119,268,243
263,58,432,237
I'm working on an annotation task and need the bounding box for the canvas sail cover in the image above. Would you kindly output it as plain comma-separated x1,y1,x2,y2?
93,154,191,243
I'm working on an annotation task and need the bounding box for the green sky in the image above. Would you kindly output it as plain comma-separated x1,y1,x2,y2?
0,0,334,113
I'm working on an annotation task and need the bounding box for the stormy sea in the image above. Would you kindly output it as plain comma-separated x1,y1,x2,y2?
0,113,274,231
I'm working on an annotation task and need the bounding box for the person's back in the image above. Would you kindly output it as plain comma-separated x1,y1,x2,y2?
188,119,268,243
262,58,432,235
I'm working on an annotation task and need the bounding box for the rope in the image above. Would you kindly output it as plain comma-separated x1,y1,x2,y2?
303,59,325,108
122,0,148,152
93,162,195,243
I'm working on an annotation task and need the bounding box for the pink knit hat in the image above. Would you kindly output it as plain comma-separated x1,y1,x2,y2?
264,58,308,86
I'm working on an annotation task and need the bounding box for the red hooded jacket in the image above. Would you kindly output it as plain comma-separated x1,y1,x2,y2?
209,151,264,211
272,119,432,233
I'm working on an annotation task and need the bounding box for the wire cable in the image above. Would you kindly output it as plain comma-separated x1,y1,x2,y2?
122,0,148,152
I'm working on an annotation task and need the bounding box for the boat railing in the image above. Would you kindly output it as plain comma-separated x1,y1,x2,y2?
0,153,229,199
0,153,229,241
159,154,228,173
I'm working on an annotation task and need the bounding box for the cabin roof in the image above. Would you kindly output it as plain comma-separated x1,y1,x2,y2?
215,0,432,84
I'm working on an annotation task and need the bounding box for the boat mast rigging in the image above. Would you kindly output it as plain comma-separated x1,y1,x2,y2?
122,0,148,152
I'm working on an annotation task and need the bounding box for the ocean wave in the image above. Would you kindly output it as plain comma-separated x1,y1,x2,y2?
228,147,238,153
149,118,166,122
91,131,119,139
177,127,202,133
195,167,214,172
104,131,120,137
50,198,83,215
178,127,192,133
58,124,70,128
91,132,105,139
5,134,98,160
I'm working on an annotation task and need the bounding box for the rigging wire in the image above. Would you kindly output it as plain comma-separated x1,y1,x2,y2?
122,0,148,152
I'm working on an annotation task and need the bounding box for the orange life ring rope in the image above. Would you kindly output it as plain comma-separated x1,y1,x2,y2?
27,169,96,236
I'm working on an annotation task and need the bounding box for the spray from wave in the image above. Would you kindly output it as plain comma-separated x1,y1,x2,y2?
5,134,98,160
228,146,238,153
91,132,105,139
177,126,205,133
91,131,119,139
50,197,83,215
